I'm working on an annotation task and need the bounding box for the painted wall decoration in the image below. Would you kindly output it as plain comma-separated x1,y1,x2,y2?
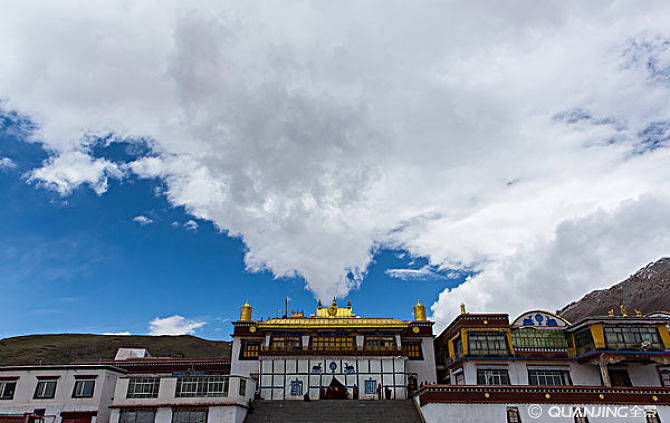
512,310,569,328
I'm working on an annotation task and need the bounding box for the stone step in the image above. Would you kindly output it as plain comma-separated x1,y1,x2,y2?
245,400,423,423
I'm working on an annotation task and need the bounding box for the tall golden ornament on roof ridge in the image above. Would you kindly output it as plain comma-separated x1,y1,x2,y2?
413,300,427,321
620,304,628,317
635,309,642,317
239,300,254,321
608,309,615,317
460,303,466,315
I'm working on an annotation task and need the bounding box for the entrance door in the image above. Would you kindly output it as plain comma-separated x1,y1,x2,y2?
608,368,632,387
325,377,347,399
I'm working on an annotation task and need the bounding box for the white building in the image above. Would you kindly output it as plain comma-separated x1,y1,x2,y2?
230,299,437,401
0,365,125,423
416,308,670,422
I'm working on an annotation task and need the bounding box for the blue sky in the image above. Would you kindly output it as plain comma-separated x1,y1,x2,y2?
0,115,467,339
1,2,670,338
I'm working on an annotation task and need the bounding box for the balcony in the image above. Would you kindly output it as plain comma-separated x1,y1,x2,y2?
259,346,411,357
415,384,670,406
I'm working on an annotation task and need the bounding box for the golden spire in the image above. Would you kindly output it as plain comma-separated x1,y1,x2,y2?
460,303,466,315
239,300,254,321
347,298,351,307
413,300,427,321
332,297,337,306
608,309,615,317
620,304,628,317
317,298,322,307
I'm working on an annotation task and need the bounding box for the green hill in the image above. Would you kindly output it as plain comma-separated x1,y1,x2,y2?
0,334,232,365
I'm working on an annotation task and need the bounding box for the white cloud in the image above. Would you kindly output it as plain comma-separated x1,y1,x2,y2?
0,157,16,170
1,2,670,306
148,315,205,335
27,151,123,195
183,220,198,231
103,331,131,336
171,221,179,228
132,215,154,226
386,265,448,281
431,195,670,331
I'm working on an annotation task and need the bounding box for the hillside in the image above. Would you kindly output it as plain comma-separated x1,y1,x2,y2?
0,334,231,366
557,257,670,322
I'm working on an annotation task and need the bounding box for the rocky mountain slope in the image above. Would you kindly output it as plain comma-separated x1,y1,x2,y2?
0,334,231,366
557,257,670,322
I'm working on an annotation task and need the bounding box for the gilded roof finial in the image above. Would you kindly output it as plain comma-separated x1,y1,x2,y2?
239,300,254,321
332,297,337,306
460,303,466,315
317,298,322,307
608,309,615,317
413,300,427,321
620,304,628,317
347,298,351,307
635,309,642,317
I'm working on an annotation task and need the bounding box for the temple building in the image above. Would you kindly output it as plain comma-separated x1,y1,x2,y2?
230,299,437,401
417,306,670,422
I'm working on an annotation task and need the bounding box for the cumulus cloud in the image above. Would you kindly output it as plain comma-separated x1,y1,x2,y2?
27,151,123,195
183,220,198,231
148,315,205,335
0,157,16,170
132,215,154,226
1,2,670,308
431,195,670,330
103,331,131,336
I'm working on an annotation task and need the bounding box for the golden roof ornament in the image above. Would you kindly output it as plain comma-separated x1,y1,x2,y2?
239,300,254,321
608,309,615,317
347,298,351,307
620,304,628,317
317,298,322,307
460,303,466,315
635,309,642,317
413,300,427,321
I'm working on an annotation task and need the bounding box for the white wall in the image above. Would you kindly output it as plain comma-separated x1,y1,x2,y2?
419,403,670,423
405,337,437,384
0,367,123,423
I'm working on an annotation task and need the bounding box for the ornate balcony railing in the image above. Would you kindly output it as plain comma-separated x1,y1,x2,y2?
259,346,410,356
415,384,670,406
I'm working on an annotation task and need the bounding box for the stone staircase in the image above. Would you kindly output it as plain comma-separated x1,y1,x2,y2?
244,399,424,423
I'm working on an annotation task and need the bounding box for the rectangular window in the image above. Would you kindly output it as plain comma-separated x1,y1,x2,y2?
172,409,207,423
119,409,156,423
604,326,664,350
646,410,661,423
468,332,510,357
364,337,395,351
72,380,95,398
512,328,568,349
507,406,521,423
660,370,670,387
240,342,260,360
403,342,423,360
573,328,595,355
127,377,160,399
476,369,510,385
175,376,229,398
0,381,17,400
34,380,57,399
453,337,463,358
270,337,301,350
364,379,377,395
311,336,355,351
289,379,303,396
528,369,572,386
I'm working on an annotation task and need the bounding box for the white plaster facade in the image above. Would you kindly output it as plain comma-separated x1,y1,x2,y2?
108,375,255,423
418,402,670,423
0,366,125,423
